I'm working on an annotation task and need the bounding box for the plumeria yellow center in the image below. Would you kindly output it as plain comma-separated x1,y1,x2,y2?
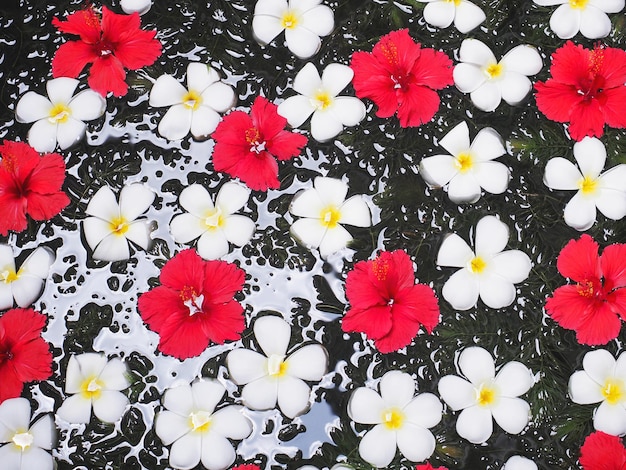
182,90,202,110
455,152,474,173
48,103,71,124
312,90,333,111
267,354,288,377
469,256,487,274
189,410,212,433
578,175,598,195
569,0,588,9
320,205,341,228
109,216,129,236
484,62,503,79
381,407,405,430
280,10,299,29
444,0,462,5
601,378,624,405
476,383,497,407
81,376,103,400
12,431,34,451
0,268,19,284
204,207,224,230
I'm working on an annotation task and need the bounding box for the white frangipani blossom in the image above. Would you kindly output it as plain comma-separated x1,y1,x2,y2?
252,0,334,59
278,63,366,142
438,347,534,444
569,349,626,436
15,77,106,153
533,0,624,39
170,182,255,260
226,315,328,419
454,39,542,112
503,455,538,470
417,0,486,33
83,183,155,262
57,353,130,424
120,0,152,15
149,63,235,140
155,380,252,470
543,137,626,232
289,176,371,258
436,215,532,310
347,370,442,468
420,121,509,203
0,398,55,470
0,245,54,311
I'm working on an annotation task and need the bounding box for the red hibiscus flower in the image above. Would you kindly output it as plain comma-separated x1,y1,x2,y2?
350,29,454,128
535,41,626,142
231,465,261,470
0,140,69,236
416,464,448,470
137,249,246,359
579,431,626,469
342,250,440,353
545,234,626,345
212,96,308,191
0,308,53,404
51,5,162,97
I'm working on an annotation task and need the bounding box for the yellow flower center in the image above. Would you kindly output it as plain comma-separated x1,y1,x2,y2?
280,10,299,29
485,63,503,79
382,408,405,430
476,383,497,407
312,90,333,110
189,411,212,433
204,207,224,230
602,378,624,405
579,175,598,195
569,0,588,8
469,256,487,274
12,431,34,451
267,354,288,377
0,268,19,284
445,0,462,5
320,205,341,228
455,152,473,173
81,376,103,400
182,90,202,110
109,216,129,236
48,103,71,124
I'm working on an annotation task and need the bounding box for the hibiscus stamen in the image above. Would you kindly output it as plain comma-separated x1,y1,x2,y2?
380,40,399,66
280,10,299,29
372,256,390,281
320,206,341,228
189,411,212,433
182,90,202,110
48,103,71,124
381,407,404,430
245,127,267,154
576,280,595,298
11,431,34,451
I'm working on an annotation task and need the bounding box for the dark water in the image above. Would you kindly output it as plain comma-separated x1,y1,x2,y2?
1,0,626,469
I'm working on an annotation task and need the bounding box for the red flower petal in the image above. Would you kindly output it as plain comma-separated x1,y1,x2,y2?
198,300,245,344
534,80,581,124
156,310,212,359
0,364,23,404
342,304,393,340
601,243,626,292
396,83,441,128
0,193,27,235
568,99,606,141
251,96,287,143
548,41,589,87
371,29,421,77
88,56,128,97
597,47,626,90
138,286,188,334
25,191,70,222
52,41,98,79
268,129,308,161
52,7,101,44
160,249,205,292
26,152,67,194
202,259,245,305
545,284,592,331
600,86,626,130
411,47,454,90
556,235,600,282
394,284,441,334
579,431,626,470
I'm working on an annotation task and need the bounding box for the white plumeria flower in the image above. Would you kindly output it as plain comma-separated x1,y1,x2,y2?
569,349,626,436
277,63,366,142
0,245,54,311
0,398,55,470
149,63,235,140
417,0,485,33
169,182,255,260
83,183,155,262
252,0,334,59
15,77,106,153
289,176,371,258
226,315,328,419
57,353,130,424
347,370,442,468
454,39,542,112
436,215,531,310
543,137,626,232
420,121,509,203
533,0,624,39
503,456,538,470
155,380,252,470
438,346,534,444
120,0,152,15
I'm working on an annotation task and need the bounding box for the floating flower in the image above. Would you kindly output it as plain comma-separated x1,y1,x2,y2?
82,183,155,262
277,63,366,142
155,380,252,470
289,176,371,258
454,39,542,112
416,464,448,470
252,0,334,59
149,63,236,140
0,309,52,404
170,182,255,260
579,431,626,469
347,370,442,467
438,346,534,444
503,456,537,470
416,0,485,33
51,5,162,97
533,0,624,39
545,235,626,345
15,78,106,153
0,140,69,236
350,29,453,127
226,315,328,418
569,349,626,436
120,0,152,15
419,121,509,203
543,137,626,231
0,245,54,311
0,397,55,470
138,249,246,360
342,250,440,354
57,353,130,423
535,41,626,142
212,96,308,191
436,215,532,310
233,465,262,470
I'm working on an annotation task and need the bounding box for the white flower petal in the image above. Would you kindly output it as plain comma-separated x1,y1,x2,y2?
447,173,482,203
255,0,289,15
197,230,229,260
119,184,154,222
92,390,128,423
549,4,581,39
459,347,496,384
331,97,366,127
563,192,597,231
57,395,93,423
278,95,315,128
20,446,54,470
475,215,509,256
478,272,517,309
423,1,455,29
179,184,214,217
158,104,193,140
470,81,502,112
438,375,476,411
19,247,53,279
69,89,106,121
338,196,370,227
348,387,386,424
0,285,12,311
64,355,94,394
579,7,612,39
221,215,255,247
11,275,44,308
47,77,79,103
56,118,87,150
252,14,284,45
0,446,21,470
187,63,220,95
568,371,604,404
471,127,505,161
358,424,398,468
285,344,327,381
210,405,251,440
453,63,486,94
190,106,221,139
380,371,415,409
600,164,626,191
241,377,279,411
30,414,55,450
27,119,58,153
436,233,474,268
149,74,188,108
163,383,194,416
459,38,497,66
319,224,352,257
544,157,583,190
290,218,327,251
596,189,626,221
500,45,542,76
99,357,130,391
403,393,443,429
442,268,480,310
254,315,291,357
491,397,529,434
216,182,250,214
456,405,493,443
396,424,436,462
574,137,606,178
495,362,533,397
439,121,471,157
299,5,334,37
504,456,538,470
169,433,201,470
0,397,30,432
83,217,112,253
315,177,349,206
200,82,236,114
200,433,236,470
454,1,486,33
420,155,458,187
474,161,510,194
583,349,616,384
491,250,532,284
120,0,152,15
86,186,119,220
589,0,625,13
155,411,189,446
290,187,325,218
277,375,311,418
500,72,532,106
191,380,225,415
321,63,353,97
227,349,268,385
285,26,322,59
311,109,343,142
170,213,205,244
92,234,131,262
593,402,626,435
15,92,52,123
